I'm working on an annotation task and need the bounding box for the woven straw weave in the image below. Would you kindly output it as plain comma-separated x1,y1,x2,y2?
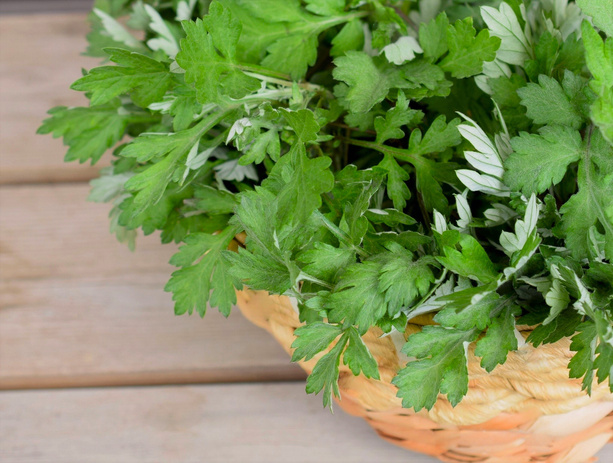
235,288,613,463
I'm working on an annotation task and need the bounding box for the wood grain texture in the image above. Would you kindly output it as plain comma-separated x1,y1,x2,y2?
0,383,429,463
0,184,304,388
0,183,176,280
0,1,93,14
0,13,107,184
1,383,611,463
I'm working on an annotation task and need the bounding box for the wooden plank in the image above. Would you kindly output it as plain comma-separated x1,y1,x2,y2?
0,184,177,280
0,1,93,14
2,386,612,463
0,383,428,463
0,13,106,184
1,383,611,462
0,184,304,388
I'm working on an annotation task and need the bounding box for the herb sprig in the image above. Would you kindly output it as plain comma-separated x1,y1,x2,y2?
41,0,613,411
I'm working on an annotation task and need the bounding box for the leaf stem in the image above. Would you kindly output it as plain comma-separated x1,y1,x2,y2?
346,138,419,164
242,71,325,93
238,64,292,81
230,89,295,105
298,271,334,290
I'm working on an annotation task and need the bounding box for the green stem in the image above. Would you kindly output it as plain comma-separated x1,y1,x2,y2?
192,108,234,137
346,138,419,165
298,272,334,290
231,89,295,105
238,64,291,81
242,71,325,92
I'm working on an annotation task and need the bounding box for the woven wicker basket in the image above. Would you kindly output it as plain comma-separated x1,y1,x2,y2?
235,288,613,463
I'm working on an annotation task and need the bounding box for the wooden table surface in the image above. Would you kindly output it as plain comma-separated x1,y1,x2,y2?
0,12,611,463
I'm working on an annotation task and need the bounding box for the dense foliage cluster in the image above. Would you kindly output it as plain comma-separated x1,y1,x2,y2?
41,0,613,411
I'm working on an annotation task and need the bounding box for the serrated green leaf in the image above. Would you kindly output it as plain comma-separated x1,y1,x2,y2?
524,32,559,81
165,226,238,317
582,21,613,93
330,20,364,57
374,92,423,144
437,231,499,284
408,115,462,156
176,4,260,104
402,60,452,100
414,158,452,213
224,246,295,293
37,103,130,164
527,308,583,347
71,48,173,107
559,128,613,260
393,326,478,411
123,111,228,217
276,152,335,226
435,290,500,331
577,0,613,37
379,155,411,210
340,176,383,245
475,304,520,372
230,0,356,79
304,0,345,16
504,126,583,195
569,321,598,393
352,117,460,213
377,244,436,314
195,185,238,215
365,208,416,227
281,108,320,144
305,333,346,409
419,12,449,61
439,17,500,78
297,242,356,283
333,52,390,113
582,21,613,143
239,129,280,165
262,34,319,80
291,322,343,362
517,73,586,129
326,261,388,334
343,327,380,379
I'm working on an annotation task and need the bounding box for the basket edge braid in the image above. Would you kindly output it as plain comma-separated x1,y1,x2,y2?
234,288,613,463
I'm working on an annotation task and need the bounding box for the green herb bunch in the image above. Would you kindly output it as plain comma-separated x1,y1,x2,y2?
40,0,613,411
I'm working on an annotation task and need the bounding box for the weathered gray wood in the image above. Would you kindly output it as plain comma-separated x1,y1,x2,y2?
0,13,106,184
0,383,432,463
0,184,176,280
0,184,303,388
0,1,93,14
1,383,611,462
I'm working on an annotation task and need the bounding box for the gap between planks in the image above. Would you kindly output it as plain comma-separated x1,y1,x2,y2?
0,366,306,391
